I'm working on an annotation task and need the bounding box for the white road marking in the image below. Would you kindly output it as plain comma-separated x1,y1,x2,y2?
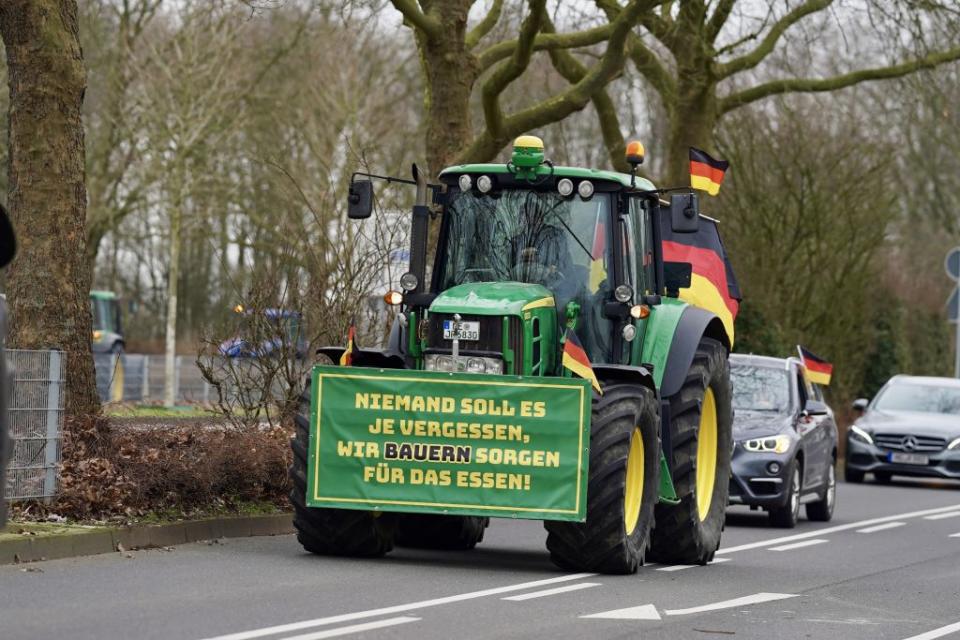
768,539,829,552
857,522,907,534
279,617,420,640
656,558,731,572
950,533,960,538
664,592,798,616
581,604,662,620
502,582,601,601
197,573,596,640
717,503,960,555
923,511,960,521
900,620,960,640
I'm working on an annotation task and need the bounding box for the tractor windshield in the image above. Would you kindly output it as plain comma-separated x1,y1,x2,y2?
436,188,618,362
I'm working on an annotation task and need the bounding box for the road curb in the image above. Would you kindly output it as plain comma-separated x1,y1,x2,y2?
0,512,293,565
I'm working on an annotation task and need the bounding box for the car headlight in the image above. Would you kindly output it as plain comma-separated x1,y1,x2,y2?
948,437,960,450
849,425,874,445
424,354,503,375
743,434,791,454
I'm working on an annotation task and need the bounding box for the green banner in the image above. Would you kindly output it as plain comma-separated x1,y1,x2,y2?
306,366,591,521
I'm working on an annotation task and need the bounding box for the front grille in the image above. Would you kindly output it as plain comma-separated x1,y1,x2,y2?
873,433,947,453
427,314,523,374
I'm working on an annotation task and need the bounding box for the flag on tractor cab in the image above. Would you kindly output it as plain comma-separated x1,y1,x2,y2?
340,323,356,366
562,329,602,395
689,147,729,196
659,211,741,346
798,346,833,386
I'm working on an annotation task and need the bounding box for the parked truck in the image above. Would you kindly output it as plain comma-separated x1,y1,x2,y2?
289,137,736,573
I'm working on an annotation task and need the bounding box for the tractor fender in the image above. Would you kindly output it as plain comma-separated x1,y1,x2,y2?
593,364,658,398
659,305,730,399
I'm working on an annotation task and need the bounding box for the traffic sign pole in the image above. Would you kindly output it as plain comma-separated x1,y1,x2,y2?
946,248,960,378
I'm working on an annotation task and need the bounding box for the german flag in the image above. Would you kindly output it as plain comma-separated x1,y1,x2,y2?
689,147,729,196
562,329,602,395
660,211,741,346
798,346,833,386
339,323,356,366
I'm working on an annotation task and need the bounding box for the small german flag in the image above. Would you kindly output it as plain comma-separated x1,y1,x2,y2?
798,346,833,386
562,329,602,395
689,147,729,196
340,323,356,366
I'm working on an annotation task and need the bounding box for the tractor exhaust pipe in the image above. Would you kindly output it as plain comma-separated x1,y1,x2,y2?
408,163,430,296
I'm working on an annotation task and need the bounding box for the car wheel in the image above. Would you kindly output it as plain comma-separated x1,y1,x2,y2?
874,471,892,484
769,461,801,528
806,462,835,522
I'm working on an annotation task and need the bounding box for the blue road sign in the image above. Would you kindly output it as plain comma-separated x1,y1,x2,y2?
946,248,960,281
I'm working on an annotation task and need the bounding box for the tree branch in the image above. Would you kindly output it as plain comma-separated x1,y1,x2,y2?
594,0,674,101
480,0,548,139
389,0,442,39
720,46,960,113
460,0,652,163
466,0,504,49
705,0,736,43
718,0,833,79
477,22,613,72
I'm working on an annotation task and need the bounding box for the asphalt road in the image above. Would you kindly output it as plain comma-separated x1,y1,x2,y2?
3,478,960,640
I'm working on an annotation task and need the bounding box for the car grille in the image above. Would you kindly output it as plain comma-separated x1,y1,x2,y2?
427,313,523,374
873,433,947,453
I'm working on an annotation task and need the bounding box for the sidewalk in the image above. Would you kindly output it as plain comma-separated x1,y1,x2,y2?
0,513,293,564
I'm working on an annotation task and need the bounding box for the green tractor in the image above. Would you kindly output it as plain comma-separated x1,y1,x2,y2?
289,136,734,573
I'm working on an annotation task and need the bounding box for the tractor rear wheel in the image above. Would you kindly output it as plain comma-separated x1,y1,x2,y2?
544,383,660,574
649,337,733,565
289,383,396,556
395,514,489,550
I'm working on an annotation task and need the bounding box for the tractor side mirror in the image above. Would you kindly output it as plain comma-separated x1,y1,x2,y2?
852,398,869,414
669,192,700,233
663,261,692,297
347,180,374,219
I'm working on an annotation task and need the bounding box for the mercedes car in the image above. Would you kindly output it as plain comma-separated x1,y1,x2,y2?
728,354,838,528
845,375,960,483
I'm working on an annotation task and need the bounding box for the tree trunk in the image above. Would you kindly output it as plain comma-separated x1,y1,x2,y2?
163,192,183,408
0,0,100,418
665,76,720,187
417,1,477,178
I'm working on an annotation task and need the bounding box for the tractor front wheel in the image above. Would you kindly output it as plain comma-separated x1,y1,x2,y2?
649,337,733,565
544,383,660,574
289,383,396,557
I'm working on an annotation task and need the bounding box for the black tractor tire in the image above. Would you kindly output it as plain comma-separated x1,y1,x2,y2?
289,384,396,557
768,460,801,528
649,337,733,565
544,383,660,574
395,514,489,551
806,460,836,522
844,463,864,483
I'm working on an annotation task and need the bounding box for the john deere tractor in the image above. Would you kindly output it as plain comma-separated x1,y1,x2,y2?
289,136,734,573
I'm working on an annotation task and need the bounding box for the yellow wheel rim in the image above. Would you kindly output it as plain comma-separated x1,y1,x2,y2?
624,427,644,535
696,387,718,522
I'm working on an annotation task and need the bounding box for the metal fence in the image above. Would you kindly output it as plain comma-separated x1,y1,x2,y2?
94,354,212,404
4,349,64,501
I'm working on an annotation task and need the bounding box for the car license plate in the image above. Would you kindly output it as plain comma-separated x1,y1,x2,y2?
888,452,929,465
443,320,479,341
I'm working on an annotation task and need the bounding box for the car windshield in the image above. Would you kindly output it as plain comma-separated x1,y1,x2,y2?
436,188,618,363
873,382,960,415
731,364,791,413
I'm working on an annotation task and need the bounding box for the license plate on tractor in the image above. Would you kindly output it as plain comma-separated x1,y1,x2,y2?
888,452,929,465
443,320,480,341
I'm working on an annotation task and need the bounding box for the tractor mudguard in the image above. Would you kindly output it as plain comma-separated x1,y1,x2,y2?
593,363,657,397
659,305,729,399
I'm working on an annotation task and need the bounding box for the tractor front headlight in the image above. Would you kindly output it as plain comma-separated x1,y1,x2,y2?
743,434,791,454
424,354,503,374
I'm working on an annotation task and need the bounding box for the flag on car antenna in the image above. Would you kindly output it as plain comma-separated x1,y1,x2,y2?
798,346,832,386
562,329,602,394
689,147,729,196
340,322,357,366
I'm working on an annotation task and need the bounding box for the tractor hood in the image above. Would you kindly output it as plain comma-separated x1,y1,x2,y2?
429,282,555,316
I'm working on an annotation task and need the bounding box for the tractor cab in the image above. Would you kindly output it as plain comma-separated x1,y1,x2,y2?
90,290,124,354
